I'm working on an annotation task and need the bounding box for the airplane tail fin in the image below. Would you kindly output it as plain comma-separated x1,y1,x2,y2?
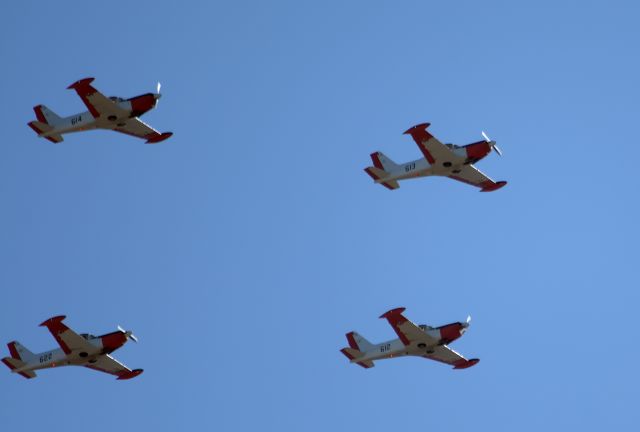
370,152,399,172
1,357,37,379
364,152,400,190
33,105,63,126
7,341,36,362
339,331,377,368
346,331,375,352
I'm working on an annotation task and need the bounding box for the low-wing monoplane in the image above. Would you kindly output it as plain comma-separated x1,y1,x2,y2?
2,316,143,380
340,307,479,369
364,123,507,191
28,77,172,144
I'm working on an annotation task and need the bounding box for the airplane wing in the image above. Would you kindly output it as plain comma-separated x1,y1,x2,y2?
379,307,439,346
67,77,129,119
85,354,143,380
114,118,173,143
448,164,507,192
403,123,454,165
424,345,480,369
39,316,93,355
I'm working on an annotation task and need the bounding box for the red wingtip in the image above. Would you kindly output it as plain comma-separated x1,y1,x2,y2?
453,358,480,369
480,181,507,192
146,132,173,144
117,368,144,380
403,123,431,135
39,315,66,327
379,307,406,319
67,77,95,90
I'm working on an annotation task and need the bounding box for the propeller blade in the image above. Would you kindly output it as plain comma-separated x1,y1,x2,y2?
481,131,502,156
129,333,138,343
466,315,471,324
156,81,161,95
117,325,125,333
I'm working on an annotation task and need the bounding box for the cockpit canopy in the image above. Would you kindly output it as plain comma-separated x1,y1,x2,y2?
418,324,431,331
444,143,460,149
80,333,95,340
109,96,125,103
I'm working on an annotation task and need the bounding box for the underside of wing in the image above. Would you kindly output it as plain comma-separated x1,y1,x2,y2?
424,345,479,369
448,164,507,192
85,354,143,380
403,123,454,165
379,307,438,346
114,118,173,144
67,77,129,119
39,316,93,355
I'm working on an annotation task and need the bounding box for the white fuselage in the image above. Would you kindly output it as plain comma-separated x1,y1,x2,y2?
14,337,106,373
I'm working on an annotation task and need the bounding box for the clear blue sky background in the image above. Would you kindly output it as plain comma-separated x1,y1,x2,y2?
2,1,639,430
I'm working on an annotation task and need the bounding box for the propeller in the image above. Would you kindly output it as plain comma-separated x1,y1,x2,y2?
154,81,162,106
481,131,502,156
461,315,471,334
118,325,138,343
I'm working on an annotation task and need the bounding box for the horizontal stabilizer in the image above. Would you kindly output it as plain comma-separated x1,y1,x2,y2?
340,348,375,369
2,357,37,379
27,121,64,143
364,167,400,190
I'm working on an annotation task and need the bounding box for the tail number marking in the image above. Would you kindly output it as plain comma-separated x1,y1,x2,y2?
404,163,416,172
71,115,82,125
39,352,52,363
380,343,391,353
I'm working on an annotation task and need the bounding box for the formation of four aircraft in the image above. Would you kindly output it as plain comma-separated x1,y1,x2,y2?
4,78,507,379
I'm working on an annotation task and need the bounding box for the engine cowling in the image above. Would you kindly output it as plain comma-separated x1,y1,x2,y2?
127,93,157,117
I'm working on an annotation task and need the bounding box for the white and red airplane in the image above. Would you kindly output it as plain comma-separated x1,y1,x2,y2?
28,77,172,144
2,316,143,380
364,123,507,191
340,307,479,370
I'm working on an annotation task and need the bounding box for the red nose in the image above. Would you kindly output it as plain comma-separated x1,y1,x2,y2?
128,94,157,117
101,332,127,353
464,141,491,161
439,323,464,343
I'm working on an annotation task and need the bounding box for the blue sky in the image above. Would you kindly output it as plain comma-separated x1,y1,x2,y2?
2,1,640,430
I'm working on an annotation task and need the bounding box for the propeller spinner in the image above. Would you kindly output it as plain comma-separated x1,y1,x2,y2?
481,131,502,156
118,325,138,343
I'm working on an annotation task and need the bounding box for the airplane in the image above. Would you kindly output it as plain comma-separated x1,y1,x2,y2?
340,307,479,369
364,122,507,191
27,77,173,144
2,315,143,380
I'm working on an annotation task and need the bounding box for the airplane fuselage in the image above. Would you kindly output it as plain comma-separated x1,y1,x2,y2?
39,93,158,138
10,331,129,374
353,321,467,363
377,140,493,183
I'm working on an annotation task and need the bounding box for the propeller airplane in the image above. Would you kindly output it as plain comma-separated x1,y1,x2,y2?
27,77,172,144
2,316,143,380
364,123,507,191
340,307,479,370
